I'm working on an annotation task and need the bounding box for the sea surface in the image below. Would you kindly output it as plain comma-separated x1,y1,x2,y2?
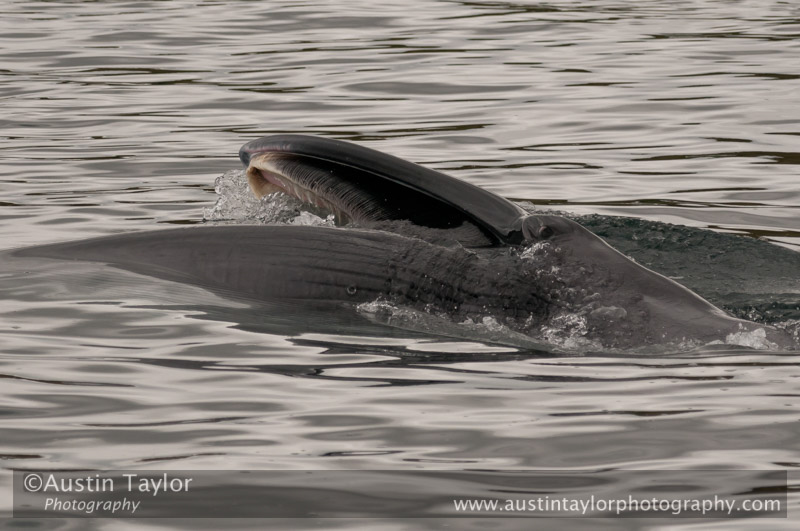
0,0,799,529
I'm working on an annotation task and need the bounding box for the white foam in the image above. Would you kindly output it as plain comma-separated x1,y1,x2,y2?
203,169,334,227
724,326,778,350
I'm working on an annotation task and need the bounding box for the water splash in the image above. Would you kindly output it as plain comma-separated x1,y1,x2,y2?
202,170,334,227
358,300,549,350
536,311,603,352
724,326,779,350
202,170,260,222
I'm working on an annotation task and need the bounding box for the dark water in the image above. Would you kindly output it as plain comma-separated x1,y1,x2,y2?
1,0,799,528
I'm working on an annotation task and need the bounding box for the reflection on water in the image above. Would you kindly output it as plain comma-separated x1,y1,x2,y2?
1,0,799,528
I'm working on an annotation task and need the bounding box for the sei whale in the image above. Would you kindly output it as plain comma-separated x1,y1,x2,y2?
14,135,794,350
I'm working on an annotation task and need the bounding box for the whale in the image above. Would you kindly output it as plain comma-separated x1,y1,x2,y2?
13,135,794,350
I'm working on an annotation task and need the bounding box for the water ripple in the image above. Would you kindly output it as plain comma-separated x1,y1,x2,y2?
1,0,799,525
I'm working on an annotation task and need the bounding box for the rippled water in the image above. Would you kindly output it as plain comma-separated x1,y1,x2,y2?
1,0,799,528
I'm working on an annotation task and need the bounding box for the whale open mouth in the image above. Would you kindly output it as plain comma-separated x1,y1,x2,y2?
246,152,352,222
239,134,528,246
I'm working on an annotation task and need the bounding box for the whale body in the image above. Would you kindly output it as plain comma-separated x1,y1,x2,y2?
13,135,795,350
